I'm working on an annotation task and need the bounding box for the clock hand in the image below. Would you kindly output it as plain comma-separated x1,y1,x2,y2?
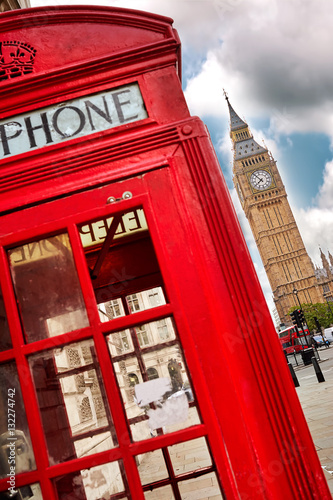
253,173,263,182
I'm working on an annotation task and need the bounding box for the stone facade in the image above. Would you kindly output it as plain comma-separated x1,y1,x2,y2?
315,248,333,303
226,96,332,325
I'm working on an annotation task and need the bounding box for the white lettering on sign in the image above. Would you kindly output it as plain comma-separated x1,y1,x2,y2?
0,83,148,159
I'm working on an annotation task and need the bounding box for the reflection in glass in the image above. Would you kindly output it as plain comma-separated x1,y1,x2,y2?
0,286,11,351
54,461,126,500
168,437,212,475
178,472,223,499
137,449,168,486
29,340,116,465
8,234,89,343
107,319,198,442
0,363,36,478
98,298,125,323
77,208,166,325
78,209,148,249
98,287,166,324
107,317,175,357
0,482,43,500
126,287,166,314
144,485,175,499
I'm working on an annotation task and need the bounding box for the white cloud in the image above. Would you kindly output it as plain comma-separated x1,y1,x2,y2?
317,160,333,210
294,160,333,265
294,206,333,266
184,52,226,117
181,0,333,140
30,0,221,51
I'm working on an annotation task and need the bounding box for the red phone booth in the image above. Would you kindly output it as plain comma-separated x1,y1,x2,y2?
0,6,330,500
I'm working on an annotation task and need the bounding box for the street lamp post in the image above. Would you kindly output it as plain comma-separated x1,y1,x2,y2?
293,288,302,309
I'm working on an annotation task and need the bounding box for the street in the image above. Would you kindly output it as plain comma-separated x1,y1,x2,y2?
295,345,333,494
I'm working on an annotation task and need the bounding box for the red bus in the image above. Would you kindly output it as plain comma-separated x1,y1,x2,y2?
278,325,311,354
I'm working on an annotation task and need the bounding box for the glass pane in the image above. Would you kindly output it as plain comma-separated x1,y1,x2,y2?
137,449,168,486
107,319,198,442
77,209,166,320
106,317,176,356
169,437,212,475
8,234,89,343
0,285,11,351
0,362,36,478
0,482,43,500
54,461,126,500
178,472,223,500
145,485,175,499
98,298,125,323
126,287,166,314
28,340,116,464
97,287,166,324
78,209,148,249
107,329,134,355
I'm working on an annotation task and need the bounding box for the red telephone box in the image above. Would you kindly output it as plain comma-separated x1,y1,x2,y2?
0,6,330,500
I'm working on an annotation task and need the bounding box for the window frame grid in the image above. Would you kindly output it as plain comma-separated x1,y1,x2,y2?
0,183,219,500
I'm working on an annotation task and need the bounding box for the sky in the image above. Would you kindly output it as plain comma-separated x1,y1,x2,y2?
29,0,333,324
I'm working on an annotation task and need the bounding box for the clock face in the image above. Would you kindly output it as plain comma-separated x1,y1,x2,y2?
250,169,272,190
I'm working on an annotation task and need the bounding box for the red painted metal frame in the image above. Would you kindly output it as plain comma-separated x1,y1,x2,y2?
0,5,331,500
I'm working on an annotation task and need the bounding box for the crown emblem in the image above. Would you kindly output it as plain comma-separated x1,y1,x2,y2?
0,41,36,81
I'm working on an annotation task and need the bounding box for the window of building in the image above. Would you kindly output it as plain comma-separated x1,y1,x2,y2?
148,288,163,308
147,367,159,380
128,373,139,387
136,325,150,347
157,319,170,341
121,331,131,351
127,294,141,313
98,298,124,322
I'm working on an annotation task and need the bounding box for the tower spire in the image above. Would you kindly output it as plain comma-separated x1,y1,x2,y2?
224,91,267,158
320,247,332,276
328,250,333,267
223,90,248,131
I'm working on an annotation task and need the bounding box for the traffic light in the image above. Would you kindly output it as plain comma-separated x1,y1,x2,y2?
290,309,299,326
297,309,305,324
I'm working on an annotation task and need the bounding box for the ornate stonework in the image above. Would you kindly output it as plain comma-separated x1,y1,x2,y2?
315,248,333,303
226,96,331,325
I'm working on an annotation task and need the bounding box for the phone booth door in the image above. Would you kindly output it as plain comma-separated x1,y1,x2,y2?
0,168,232,500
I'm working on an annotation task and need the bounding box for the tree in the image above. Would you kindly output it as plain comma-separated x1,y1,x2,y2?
287,303,333,332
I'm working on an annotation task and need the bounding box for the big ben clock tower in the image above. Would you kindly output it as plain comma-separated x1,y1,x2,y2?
225,94,322,324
